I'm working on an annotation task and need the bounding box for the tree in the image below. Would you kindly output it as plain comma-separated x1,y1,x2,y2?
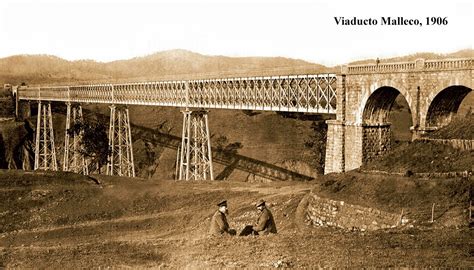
68,120,110,173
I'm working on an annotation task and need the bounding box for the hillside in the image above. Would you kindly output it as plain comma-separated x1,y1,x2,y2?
0,49,328,85
66,104,324,180
108,50,330,80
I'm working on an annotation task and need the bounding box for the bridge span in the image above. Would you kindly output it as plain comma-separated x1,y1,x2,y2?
18,75,337,114
11,57,473,179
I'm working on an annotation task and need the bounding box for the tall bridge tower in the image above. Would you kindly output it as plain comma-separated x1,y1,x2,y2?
106,105,135,177
63,102,88,174
178,109,214,181
34,102,58,171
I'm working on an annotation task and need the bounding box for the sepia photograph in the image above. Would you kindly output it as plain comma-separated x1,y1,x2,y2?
0,0,472,268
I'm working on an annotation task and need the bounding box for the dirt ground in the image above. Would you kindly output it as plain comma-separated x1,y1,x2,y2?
0,170,472,268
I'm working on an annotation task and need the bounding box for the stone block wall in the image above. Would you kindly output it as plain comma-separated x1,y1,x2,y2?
324,122,392,173
362,123,391,163
324,120,344,174
306,193,403,231
344,124,363,171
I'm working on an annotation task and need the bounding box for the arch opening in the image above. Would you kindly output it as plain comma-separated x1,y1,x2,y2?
426,86,472,128
362,87,413,163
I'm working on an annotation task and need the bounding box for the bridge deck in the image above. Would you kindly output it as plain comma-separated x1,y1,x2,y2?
17,74,337,114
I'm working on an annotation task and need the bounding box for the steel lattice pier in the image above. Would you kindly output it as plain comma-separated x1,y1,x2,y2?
34,102,58,171
63,103,88,175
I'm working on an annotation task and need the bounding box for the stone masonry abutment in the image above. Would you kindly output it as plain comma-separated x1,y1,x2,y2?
325,58,473,174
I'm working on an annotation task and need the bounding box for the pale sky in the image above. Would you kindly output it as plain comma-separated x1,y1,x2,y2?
0,0,472,66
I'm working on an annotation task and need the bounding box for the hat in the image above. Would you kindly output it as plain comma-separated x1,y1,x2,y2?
217,200,227,207
255,199,265,207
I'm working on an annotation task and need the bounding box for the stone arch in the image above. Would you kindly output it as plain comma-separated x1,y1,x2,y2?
361,86,413,163
355,80,416,126
426,85,472,128
362,86,413,124
363,87,398,124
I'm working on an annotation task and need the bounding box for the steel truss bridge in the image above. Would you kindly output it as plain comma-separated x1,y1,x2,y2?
16,74,337,181
18,75,337,113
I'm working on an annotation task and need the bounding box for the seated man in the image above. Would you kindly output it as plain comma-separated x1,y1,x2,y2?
209,200,236,236
253,199,277,235
239,199,277,236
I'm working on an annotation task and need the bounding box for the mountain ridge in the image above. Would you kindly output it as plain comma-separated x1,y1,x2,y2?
0,49,471,85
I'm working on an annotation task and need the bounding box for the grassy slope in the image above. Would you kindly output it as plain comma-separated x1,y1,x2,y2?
362,141,473,173
430,114,474,140
316,172,472,218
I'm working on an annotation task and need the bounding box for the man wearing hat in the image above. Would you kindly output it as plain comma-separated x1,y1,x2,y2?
209,200,236,236
253,199,277,235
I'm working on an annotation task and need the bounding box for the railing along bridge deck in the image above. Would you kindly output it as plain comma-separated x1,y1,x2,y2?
17,74,338,114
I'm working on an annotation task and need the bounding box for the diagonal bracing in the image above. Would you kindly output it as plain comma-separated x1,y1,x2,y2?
34,102,58,171
106,105,135,177
63,102,88,174
178,109,214,181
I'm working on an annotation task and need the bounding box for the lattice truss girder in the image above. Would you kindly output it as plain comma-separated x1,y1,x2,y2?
17,75,337,113
34,102,58,171
106,105,135,177
178,109,214,181
63,103,88,174
188,75,337,112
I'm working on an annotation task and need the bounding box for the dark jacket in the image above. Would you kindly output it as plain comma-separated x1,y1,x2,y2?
209,210,231,235
254,207,277,234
